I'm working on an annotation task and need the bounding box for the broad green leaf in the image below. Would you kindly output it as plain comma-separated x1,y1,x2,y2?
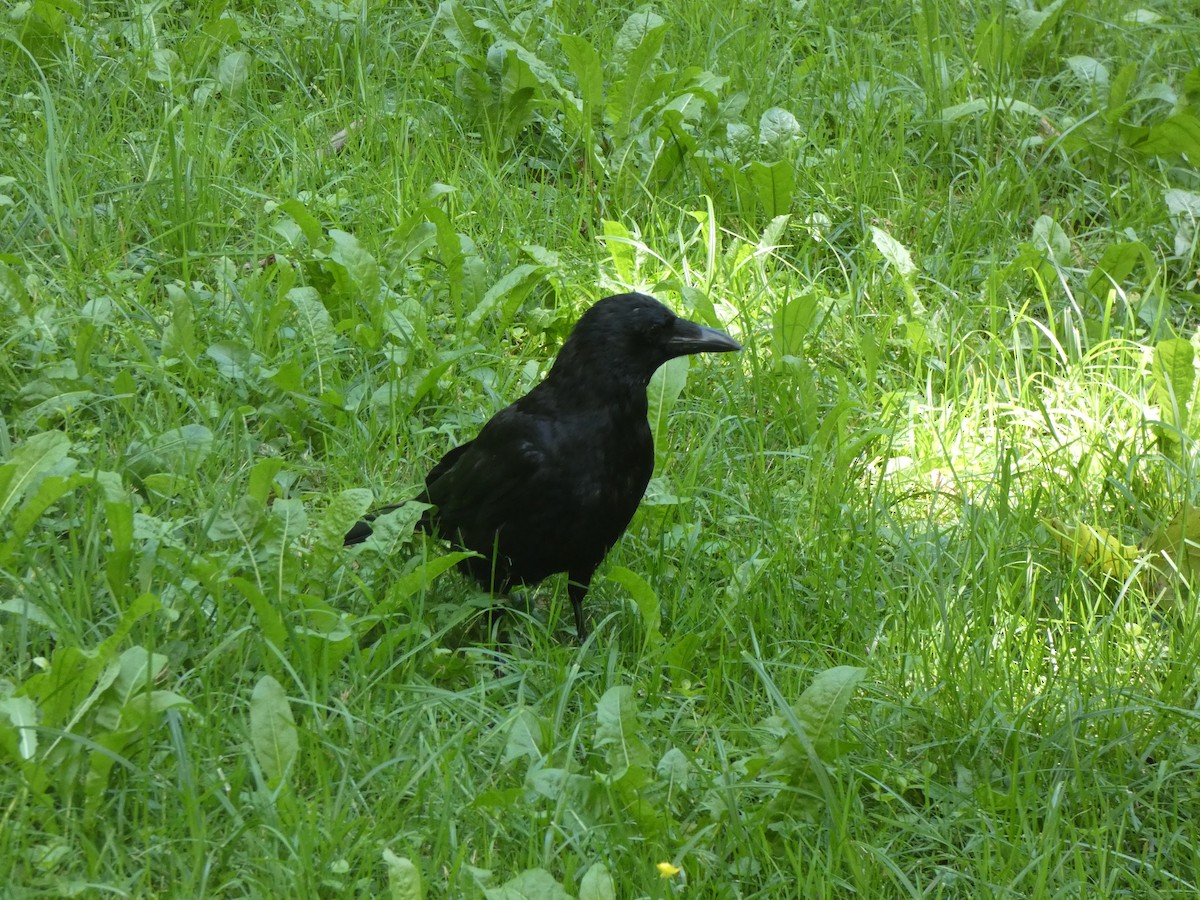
353,501,428,554
774,292,820,357
601,221,636,283
317,488,374,548
1065,55,1109,89
206,341,263,381
608,12,669,135
0,262,28,313
1031,215,1072,266
289,286,336,353
248,457,285,505
613,9,666,65
250,675,298,787
95,470,134,596
1107,62,1138,120
1131,113,1200,160
656,746,690,786
0,598,56,627
383,849,424,900
595,685,650,778
748,160,794,219
1085,240,1153,297
0,695,39,759
1142,504,1200,602
232,576,288,649
435,0,483,53
559,34,603,115
0,430,71,521
1045,517,1137,580
792,665,867,757
268,498,308,552
377,551,475,605
503,708,547,764
0,473,87,567
484,868,571,900
759,106,802,151
758,213,791,253
940,97,1042,121
109,646,169,708
216,50,251,93
578,863,616,900
161,288,196,359
1152,338,1195,439
155,424,214,471
278,198,325,247
329,229,381,303
1019,0,1070,43
647,356,688,461
606,565,661,646
464,264,544,332
870,226,917,276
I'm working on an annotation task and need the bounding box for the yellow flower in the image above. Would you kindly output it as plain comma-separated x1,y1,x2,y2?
656,862,681,877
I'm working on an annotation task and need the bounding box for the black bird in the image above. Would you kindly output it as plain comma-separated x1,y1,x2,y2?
345,292,741,638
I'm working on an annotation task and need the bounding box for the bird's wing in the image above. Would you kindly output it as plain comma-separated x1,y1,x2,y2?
421,405,552,540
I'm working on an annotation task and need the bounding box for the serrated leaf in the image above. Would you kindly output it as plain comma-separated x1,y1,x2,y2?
289,287,336,352
354,501,429,554
613,9,666,65
792,665,867,758
250,675,298,787
206,341,263,381
1142,504,1200,601
278,198,325,247
95,470,134,594
608,12,669,136
595,685,650,778
0,262,29,313
0,430,72,521
318,488,374,548
870,226,917,277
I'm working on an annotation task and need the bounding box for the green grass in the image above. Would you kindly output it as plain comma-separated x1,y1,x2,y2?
3,0,1200,896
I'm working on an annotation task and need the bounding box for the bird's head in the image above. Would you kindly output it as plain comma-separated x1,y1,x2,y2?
550,293,741,387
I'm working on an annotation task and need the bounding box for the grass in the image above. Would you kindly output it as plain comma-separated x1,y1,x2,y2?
2,0,1200,896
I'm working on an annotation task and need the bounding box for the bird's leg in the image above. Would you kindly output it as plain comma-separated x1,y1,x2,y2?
567,579,589,641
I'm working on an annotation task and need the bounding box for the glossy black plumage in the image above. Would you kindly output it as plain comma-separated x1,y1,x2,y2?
345,292,740,638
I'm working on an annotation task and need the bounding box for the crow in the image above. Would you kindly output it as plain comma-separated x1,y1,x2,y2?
345,292,741,638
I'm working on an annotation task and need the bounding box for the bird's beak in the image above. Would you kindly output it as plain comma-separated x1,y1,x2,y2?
666,317,742,357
